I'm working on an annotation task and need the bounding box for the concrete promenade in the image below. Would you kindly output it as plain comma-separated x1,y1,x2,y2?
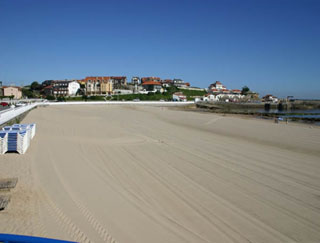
0,101,194,126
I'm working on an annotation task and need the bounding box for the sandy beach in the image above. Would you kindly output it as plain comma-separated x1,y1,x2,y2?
1,105,320,243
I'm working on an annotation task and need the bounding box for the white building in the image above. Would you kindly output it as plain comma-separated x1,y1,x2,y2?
68,81,80,96
263,94,278,103
142,81,164,93
208,81,226,91
131,77,140,85
205,81,245,102
113,89,133,95
52,80,80,96
173,79,190,88
172,92,187,101
202,91,244,102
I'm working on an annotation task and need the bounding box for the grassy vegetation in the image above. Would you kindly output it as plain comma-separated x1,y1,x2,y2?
65,96,86,101
45,86,206,102
62,96,107,101
113,87,206,101
112,92,171,101
178,89,206,100
0,95,14,99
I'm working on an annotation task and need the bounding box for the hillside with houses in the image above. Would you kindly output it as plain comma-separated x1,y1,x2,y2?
0,78,278,104
1,76,206,102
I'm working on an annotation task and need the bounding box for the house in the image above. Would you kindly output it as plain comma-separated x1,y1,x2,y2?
202,93,218,102
83,77,113,95
141,77,161,84
263,94,278,103
2,86,22,99
161,79,173,87
246,91,260,100
42,80,54,87
208,81,226,91
68,81,80,96
131,77,140,85
77,79,86,87
113,89,133,95
172,92,187,102
42,85,54,96
130,77,141,93
110,76,127,89
0,81,3,96
206,82,244,102
194,96,203,102
231,89,241,95
52,80,80,96
142,81,163,93
179,86,205,91
172,79,190,88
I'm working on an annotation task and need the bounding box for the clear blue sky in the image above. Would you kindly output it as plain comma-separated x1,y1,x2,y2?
0,0,319,98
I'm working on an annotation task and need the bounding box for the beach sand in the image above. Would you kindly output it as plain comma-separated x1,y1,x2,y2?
1,105,320,243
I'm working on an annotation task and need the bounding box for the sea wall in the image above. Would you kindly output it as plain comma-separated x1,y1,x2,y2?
196,100,320,112
0,101,194,126
0,104,37,126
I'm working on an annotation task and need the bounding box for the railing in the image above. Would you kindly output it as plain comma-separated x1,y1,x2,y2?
45,101,194,106
0,107,13,115
0,101,194,126
0,104,37,126
0,234,75,243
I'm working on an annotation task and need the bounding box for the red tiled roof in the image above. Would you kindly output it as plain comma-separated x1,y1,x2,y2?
163,79,173,83
2,86,22,90
142,77,160,79
111,76,126,79
141,77,161,83
142,81,161,85
83,77,111,82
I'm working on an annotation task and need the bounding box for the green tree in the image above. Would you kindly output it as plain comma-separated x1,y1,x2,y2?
22,88,35,98
82,95,88,101
57,96,66,102
46,95,55,100
30,81,41,91
241,86,250,95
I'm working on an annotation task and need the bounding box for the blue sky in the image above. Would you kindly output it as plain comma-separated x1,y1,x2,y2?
0,0,319,98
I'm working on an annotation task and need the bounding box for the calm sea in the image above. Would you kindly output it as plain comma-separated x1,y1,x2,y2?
255,109,320,125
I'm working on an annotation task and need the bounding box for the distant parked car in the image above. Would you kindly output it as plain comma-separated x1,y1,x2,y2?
133,99,140,102
0,102,9,106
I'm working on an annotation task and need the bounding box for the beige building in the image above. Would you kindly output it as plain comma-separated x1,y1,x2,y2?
100,80,112,94
84,77,113,95
2,86,22,99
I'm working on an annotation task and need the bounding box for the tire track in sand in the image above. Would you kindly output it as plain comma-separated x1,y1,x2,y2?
48,149,118,243
39,188,92,243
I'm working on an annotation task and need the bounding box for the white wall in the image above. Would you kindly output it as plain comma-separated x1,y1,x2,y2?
68,81,80,96
0,101,194,126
